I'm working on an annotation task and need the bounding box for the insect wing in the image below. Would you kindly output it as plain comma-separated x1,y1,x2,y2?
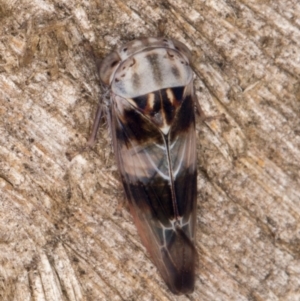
110,81,198,295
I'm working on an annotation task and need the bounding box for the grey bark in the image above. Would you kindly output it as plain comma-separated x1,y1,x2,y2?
0,0,300,300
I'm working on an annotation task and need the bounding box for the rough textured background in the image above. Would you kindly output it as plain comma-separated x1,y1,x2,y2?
1,0,300,300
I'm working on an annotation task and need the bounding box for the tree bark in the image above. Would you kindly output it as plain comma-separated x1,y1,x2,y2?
0,0,300,300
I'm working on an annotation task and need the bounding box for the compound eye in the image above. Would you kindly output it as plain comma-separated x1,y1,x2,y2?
98,51,121,85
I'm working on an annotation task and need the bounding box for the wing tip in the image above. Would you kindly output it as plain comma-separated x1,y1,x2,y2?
165,268,196,295
126,189,198,295
162,227,198,295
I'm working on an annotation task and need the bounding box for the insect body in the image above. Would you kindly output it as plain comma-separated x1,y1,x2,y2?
97,37,198,295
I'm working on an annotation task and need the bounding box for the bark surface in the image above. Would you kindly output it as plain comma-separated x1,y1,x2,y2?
0,0,300,300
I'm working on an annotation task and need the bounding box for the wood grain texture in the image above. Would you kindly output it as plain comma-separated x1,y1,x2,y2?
0,0,300,300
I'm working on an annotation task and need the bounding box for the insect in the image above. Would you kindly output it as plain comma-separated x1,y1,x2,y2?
92,37,198,295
